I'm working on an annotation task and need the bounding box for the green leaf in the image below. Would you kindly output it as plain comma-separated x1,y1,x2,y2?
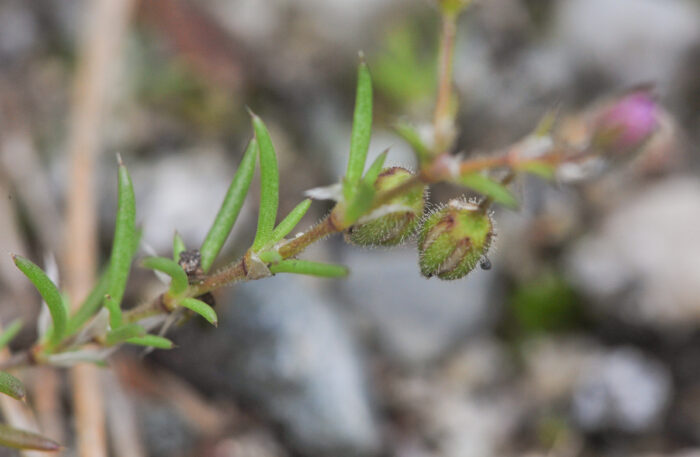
126,335,174,350
516,161,556,181
105,156,137,328
173,231,186,262
0,372,25,401
395,122,430,165
68,228,142,337
344,60,373,198
270,199,312,245
200,139,258,271
12,255,66,346
0,424,60,451
258,250,282,264
269,259,349,278
343,181,375,226
0,319,22,350
105,324,146,346
141,257,188,296
456,173,518,209
250,115,280,252
362,149,388,187
180,297,218,326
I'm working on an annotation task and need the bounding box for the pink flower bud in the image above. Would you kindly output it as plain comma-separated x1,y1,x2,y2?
592,91,659,154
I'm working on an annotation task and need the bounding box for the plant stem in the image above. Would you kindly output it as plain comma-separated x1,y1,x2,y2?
433,11,458,154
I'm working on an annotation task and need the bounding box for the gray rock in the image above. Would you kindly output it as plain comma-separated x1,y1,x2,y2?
567,177,700,331
136,399,196,457
555,0,700,89
572,347,671,432
158,275,379,456
339,247,499,367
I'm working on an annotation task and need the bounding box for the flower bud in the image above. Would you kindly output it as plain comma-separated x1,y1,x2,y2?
418,199,494,280
345,167,426,247
591,91,659,155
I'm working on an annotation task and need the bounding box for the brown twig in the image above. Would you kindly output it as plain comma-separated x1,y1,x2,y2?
64,0,135,456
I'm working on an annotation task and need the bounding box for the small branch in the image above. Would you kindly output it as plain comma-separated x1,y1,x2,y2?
433,12,458,153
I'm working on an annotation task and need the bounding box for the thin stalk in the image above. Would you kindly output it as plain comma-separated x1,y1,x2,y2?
433,12,458,153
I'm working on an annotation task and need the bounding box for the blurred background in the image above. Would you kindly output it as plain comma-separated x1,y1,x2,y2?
0,0,699,456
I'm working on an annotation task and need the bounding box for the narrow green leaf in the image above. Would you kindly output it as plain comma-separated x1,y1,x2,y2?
173,231,186,263
105,156,137,328
395,122,430,165
269,259,349,278
126,335,173,350
251,115,280,251
180,298,218,326
343,181,375,226
141,257,188,296
270,199,312,245
516,161,556,181
105,324,146,346
362,149,388,187
0,372,26,401
0,424,60,451
456,173,519,209
200,139,258,271
258,250,282,264
12,255,66,346
0,319,22,350
68,228,141,337
344,60,373,197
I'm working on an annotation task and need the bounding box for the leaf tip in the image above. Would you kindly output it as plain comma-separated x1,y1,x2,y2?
116,152,124,167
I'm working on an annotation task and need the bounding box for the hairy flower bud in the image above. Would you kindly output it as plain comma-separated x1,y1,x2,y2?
418,199,494,280
591,91,659,155
345,167,426,247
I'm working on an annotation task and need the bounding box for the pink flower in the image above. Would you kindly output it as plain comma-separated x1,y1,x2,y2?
593,91,659,154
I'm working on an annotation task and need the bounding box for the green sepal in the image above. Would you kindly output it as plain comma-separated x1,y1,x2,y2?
362,149,388,188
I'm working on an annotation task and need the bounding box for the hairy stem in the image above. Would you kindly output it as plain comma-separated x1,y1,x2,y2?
433,12,458,154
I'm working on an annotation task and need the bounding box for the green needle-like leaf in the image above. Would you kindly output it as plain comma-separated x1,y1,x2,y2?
68,228,141,337
515,161,556,181
180,297,218,326
0,319,22,350
395,122,430,165
200,139,258,271
173,231,186,263
362,149,388,187
251,115,280,251
270,199,312,245
457,173,519,209
344,60,373,199
343,181,375,226
105,156,137,328
141,257,188,296
105,324,146,346
0,372,26,401
269,259,349,278
0,424,61,451
12,255,66,346
258,250,282,264
126,335,174,350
